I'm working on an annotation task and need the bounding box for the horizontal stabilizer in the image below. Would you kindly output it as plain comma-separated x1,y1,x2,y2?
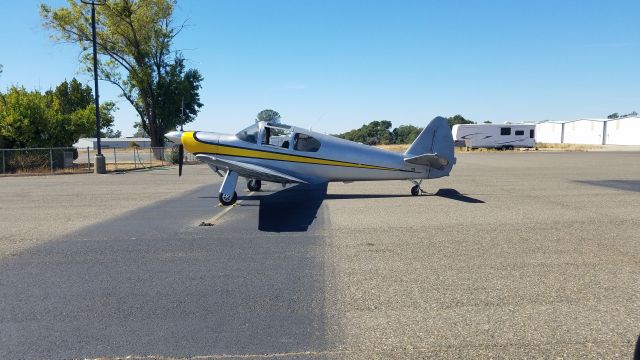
404,153,449,170
195,154,308,184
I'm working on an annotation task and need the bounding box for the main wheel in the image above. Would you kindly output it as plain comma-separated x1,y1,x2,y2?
218,191,238,206
247,179,262,192
411,185,420,196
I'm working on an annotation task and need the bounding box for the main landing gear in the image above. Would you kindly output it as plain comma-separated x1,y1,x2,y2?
247,179,262,192
410,180,425,196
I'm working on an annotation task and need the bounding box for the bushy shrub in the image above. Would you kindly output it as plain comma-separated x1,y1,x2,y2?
167,146,180,164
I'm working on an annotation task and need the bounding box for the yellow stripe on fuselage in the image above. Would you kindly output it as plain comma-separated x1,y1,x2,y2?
181,131,397,171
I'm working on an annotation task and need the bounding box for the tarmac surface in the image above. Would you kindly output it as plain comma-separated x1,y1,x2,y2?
1,151,639,359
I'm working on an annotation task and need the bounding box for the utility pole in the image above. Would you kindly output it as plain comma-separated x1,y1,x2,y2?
82,0,106,174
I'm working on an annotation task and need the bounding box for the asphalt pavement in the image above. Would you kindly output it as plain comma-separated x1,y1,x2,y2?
1,151,639,359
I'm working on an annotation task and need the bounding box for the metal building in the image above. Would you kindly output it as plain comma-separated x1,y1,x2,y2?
562,119,607,145
73,137,157,149
534,121,565,144
605,116,640,145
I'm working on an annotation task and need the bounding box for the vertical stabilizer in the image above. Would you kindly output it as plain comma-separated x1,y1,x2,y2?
404,116,455,176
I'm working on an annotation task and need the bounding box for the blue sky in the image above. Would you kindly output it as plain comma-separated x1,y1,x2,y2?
1,0,638,135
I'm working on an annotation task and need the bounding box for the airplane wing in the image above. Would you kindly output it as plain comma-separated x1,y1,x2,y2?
195,154,309,184
404,153,449,170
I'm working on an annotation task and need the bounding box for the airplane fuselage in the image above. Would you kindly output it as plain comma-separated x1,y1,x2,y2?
181,129,440,184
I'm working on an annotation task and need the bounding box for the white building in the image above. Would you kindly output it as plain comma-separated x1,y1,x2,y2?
535,121,565,144
605,116,640,145
562,119,607,145
73,137,159,149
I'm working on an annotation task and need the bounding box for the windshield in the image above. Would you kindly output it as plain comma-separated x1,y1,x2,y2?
236,123,259,143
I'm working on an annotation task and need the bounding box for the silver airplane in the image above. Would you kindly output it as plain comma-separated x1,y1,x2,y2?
165,116,455,206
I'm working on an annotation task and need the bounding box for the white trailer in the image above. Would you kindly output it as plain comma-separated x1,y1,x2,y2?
451,124,535,149
605,117,640,145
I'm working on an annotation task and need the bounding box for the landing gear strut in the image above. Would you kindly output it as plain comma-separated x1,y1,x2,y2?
218,169,239,206
247,179,262,192
410,180,425,196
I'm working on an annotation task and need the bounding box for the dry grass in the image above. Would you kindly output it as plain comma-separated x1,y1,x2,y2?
376,144,478,153
377,142,608,153
534,143,604,152
376,144,410,153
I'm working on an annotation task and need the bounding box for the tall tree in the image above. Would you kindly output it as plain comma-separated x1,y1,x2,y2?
40,0,203,148
256,109,281,123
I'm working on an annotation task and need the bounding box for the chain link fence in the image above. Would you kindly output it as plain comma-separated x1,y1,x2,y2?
0,146,196,176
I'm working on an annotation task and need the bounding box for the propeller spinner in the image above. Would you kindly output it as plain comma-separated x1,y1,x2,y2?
165,129,184,176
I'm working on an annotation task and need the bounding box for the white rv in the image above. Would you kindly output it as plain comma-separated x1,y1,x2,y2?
451,124,536,149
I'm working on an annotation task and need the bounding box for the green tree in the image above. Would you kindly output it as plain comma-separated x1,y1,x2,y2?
256,109,281,123
48,78,117,138
447,114,474,128
607,113,619,119
0,81,116,148
41,0,203,148
392,125,422,144
337,120,393,145
483,120,492,124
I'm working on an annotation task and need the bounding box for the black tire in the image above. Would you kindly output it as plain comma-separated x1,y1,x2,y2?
247,179,262,192
218,191,238,206
411,185,420,196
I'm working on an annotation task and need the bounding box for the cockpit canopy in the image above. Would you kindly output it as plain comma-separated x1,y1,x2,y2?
235,122,321,152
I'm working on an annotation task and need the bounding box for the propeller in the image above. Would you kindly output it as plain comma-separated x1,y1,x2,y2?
177,97,185,177
178,125,184,177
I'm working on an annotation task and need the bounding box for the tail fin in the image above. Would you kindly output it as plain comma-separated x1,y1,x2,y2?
404,116,455,176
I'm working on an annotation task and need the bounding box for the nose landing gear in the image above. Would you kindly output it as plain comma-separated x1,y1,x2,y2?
219,191,238,206
218,169,239,206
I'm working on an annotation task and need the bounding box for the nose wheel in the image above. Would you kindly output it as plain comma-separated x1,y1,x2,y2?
219,191,238,206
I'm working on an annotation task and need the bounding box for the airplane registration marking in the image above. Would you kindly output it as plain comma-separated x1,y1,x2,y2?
182,131,410,172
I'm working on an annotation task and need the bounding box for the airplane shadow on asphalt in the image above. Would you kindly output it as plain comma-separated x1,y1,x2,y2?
326,188,485,203
245,185,483,233
255,183,328,232
427,188,486,203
